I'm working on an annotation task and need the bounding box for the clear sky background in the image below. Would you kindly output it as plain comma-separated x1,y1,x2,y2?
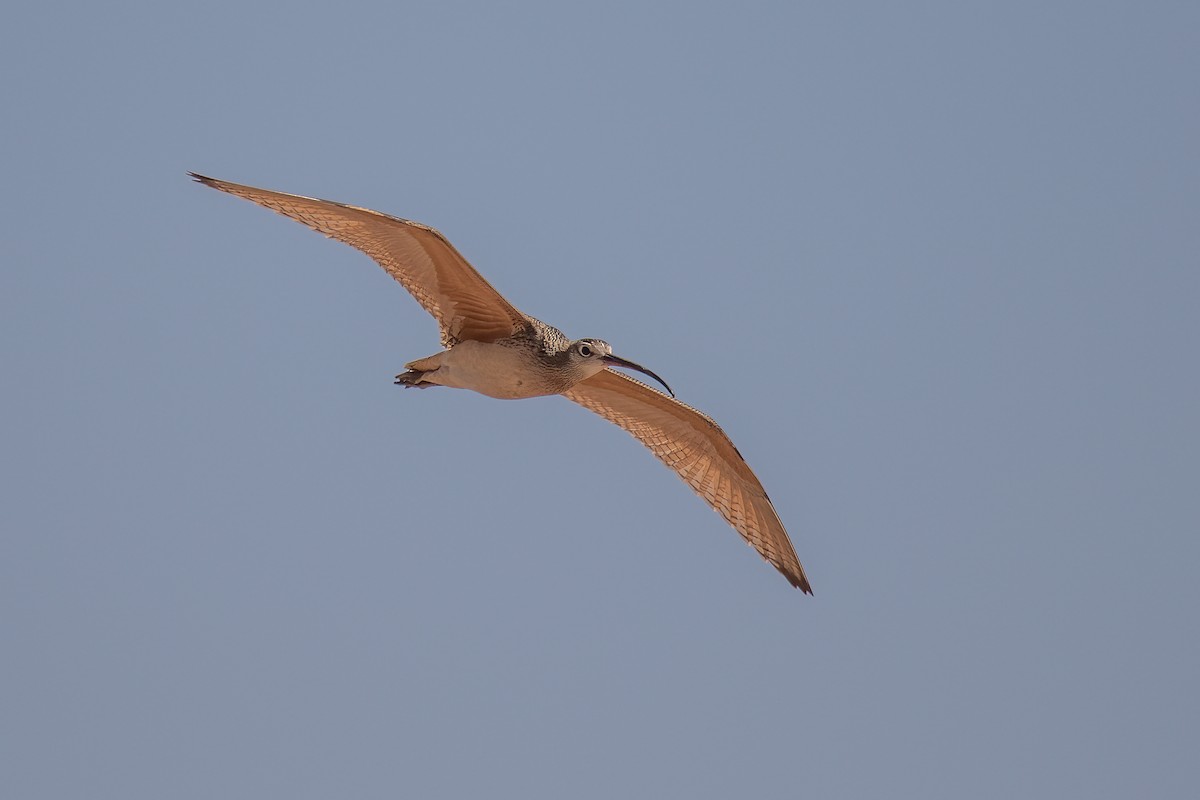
3,2,1197,798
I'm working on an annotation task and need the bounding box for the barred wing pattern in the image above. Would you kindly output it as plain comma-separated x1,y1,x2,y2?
190,174,530,347
564,369,811,592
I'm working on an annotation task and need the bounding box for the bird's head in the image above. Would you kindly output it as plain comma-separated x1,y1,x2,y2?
568,338,674,397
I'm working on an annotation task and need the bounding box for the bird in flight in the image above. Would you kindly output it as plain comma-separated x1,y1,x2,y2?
190,173,812,592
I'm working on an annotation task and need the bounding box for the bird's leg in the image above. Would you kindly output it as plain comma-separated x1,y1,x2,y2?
394,352,446,389
394,369,440,389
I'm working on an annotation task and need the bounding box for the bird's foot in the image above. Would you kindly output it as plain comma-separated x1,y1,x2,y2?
394,369,437,389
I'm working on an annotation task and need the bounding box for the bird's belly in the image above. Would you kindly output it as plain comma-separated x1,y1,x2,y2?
427,341,563,399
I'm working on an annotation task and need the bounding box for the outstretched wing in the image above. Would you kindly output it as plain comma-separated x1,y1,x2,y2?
564,368,811,592
191,173,530,347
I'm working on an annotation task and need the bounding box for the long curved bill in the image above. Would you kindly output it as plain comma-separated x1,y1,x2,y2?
602,354,675,397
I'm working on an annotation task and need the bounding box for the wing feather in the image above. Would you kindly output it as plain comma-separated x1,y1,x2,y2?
564,369,811,592
191,173,529,346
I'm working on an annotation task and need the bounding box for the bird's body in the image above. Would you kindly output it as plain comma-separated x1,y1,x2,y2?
397,317,602,399
403,339,552,399
400,337,574,399
191,172,813,593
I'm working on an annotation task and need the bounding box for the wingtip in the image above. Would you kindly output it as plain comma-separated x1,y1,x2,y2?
188,171,217,186
784,568,814,595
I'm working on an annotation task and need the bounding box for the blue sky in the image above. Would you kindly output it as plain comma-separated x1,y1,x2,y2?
3,2,1197,797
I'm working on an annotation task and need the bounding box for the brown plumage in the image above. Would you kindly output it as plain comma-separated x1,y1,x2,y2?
191,173,812,592
565,370,810,591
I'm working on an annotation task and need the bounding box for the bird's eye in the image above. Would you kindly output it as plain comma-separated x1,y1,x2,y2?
579,344,593,357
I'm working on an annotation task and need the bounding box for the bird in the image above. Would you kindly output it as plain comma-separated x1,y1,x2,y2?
190,173,812,593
